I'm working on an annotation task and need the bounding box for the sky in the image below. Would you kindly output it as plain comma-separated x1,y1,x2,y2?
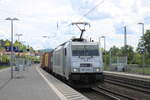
0,0,150,50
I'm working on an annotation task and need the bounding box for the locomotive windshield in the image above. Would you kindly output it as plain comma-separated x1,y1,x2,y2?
72,45,99,56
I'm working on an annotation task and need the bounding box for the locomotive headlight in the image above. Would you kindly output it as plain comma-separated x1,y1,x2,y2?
73,68,77,72
94,68,101,72
73,68,79,72
96,68,100,72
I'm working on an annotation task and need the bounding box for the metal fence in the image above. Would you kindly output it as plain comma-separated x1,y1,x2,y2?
106,64,150,75
105,56,150,75
14,57,32,71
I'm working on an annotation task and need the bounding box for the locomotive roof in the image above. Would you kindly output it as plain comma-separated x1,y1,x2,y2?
54,38,98,50
71,41,99,45
58,38,86,46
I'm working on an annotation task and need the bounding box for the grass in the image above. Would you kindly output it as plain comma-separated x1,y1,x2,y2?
136,68,150,75
104,65,110,71
0,65,10,70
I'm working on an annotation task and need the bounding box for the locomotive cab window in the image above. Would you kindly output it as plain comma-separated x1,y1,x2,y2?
72,45,99,56
72,45,84,56
85,45,99,56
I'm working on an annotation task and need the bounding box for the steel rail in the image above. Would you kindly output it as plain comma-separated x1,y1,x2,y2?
96,86,137,100
92,87,120,100
104,75,150,89
104,79,150,95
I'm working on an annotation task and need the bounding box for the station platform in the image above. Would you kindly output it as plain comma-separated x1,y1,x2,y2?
0,65,88,100
104,71,150,82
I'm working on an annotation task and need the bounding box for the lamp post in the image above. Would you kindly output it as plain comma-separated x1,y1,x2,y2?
16,34,23,41
5,17,19,79
109,49,112,66
99,36,106,65
124,26,128,71
138,22,145,74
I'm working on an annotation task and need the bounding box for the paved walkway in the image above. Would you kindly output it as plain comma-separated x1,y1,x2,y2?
0,65,60,100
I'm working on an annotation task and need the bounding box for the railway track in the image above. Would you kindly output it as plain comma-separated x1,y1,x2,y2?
104,75,150,89
104,75,150,95
92,87,120,100
83,74,150,100
78,88,119,100
104,79,150,95
44,68,150,99
92,87,136,100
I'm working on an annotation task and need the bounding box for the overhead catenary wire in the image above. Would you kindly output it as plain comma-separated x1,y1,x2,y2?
0,0,105,29
0,0,106,40
79,0,105,21
58,0,105,30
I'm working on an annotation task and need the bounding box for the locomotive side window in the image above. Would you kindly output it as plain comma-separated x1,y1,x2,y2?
65,48,67,56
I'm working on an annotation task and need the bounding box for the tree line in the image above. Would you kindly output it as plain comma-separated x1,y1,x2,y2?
103,30,150,66
0,39,35,65
0,39,34,52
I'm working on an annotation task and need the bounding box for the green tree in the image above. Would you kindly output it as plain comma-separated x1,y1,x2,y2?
4,40,11,47
132,52,142,64
0,55,9,64
14,40,21,47
143,30,150,53
0,40,5,51
109,46,121,56
120,45,134,64
137,30,150,65
108,46,122,64
0,39,5,47
19,44,27,52
137,30,150,53
109,45,135,64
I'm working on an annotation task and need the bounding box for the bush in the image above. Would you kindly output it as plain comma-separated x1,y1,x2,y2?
0,55,10,64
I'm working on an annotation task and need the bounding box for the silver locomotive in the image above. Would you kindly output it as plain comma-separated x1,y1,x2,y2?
52,38,103,87
42,22,104,87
